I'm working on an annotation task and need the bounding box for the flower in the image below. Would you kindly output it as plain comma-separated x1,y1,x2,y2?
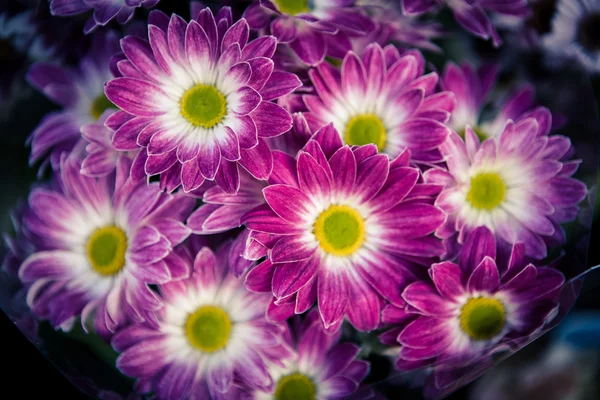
401,0,530,47
543,0,600,73
381,226,565,371
426,113,587,259
243,311,370,399
303,44,454,163
112,242,287,398
243,0,375,66
80,110,138,177
243,125,446,332
18,158,194,334
105,7,302,194
49,0,160,34
26,30,119,171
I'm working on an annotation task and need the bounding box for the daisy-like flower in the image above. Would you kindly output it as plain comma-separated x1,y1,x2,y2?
243,125,446,332
426,114,587,259
401,0,530,47
381,226,565,371
112,242,288,398
27,30,119,170
243,0,376,66
80,110,138,177
18,158,194,334
243,311,370,399
49,0,160,34
440,61,568,142
303,44,454,163
543,0,600,73
105,7,301,194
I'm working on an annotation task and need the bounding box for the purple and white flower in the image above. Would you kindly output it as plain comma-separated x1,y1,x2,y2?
243,125,446,332
105,7,301,194
27,30,119,171
49,0,160,34
303,44,454,163
243,0,376,66
243,311,370,399
426,114,587,259
112,242,288,398
18,158,194,334
381,226,565,371
543,0,600,73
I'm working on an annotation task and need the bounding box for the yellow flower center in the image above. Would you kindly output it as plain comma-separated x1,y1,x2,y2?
185,305,232,353
467,172,506,211
90,93,114,120
86,226,128,276
180,84,227,128
275,373,316,400
314,205,365,257
460,297,506,341
344,114,387,152
273,0,310,15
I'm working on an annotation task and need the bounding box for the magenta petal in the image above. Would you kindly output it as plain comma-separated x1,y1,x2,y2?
355,154,389,202
233,86,261,115
329,146,357,194
263,184,310,223
430,262,465,300
403,282,453,317
459,226,497,275
145,150,178,175
318,267,348,328
297,152,331,198
290,29,325,66
251,102,293,138
467,256,500,293
345,274,382,332
270,235,318,263
245,259,275,293
105,78,166,117
399,317,448,349
239,138,273,180
260,71,302,101
272,256,319,299
197,142,221,180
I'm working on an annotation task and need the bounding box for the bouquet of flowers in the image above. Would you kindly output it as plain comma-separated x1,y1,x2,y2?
1,0,599,398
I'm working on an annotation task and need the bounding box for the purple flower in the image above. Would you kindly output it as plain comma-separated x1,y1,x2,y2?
381,226,564,371
105,7,302,194
112,242,288,398
49,0,160,34
80,110,139,177
243,125,446,332
425,112,587,259
18,158,194,334
242,310,370,399
303,44,455,163
401,0,530,47
27,30,119,171
243,0,376,66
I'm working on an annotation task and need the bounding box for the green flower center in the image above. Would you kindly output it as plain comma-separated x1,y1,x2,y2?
91,93,114,120
344,114,387,152
86,226,128,276
273,0,310,15
180,84,227,128
467,172,506,211
459,126,488,142
460,297,506,341
314,205,365,257
185,305,232,353
275,373,316,400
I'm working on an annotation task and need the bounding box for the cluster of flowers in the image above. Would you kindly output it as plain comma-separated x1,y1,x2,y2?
1,0,593,399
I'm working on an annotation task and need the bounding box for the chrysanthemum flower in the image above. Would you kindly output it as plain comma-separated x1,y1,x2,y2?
543,0,600,73
243,125,446,331
49,0,159,34
303,44,454,163
381,226,565,370
112,243,288,398
27,31,119,170
440,61,564,141
242,311,370,399
18,158,194,334
80,110,138,177
105,7,301,194
243,0,375,66
401,0,530,47
426,114,587,259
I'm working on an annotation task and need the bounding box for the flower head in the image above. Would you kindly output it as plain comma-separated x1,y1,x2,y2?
243,125,446,332
18,158,194,334
27,30,119,171
105,7,302,194
303,44,454,163
381,226,565,371
427,113,587,259
243,0,376,66
112,242,287,398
